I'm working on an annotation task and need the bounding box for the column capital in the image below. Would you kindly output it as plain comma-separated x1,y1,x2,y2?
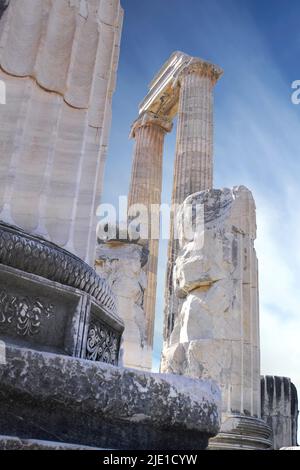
130,111,173,139
175,58,223,86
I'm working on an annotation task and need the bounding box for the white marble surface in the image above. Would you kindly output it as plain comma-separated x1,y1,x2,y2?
0,0,123,265
161,186,261,419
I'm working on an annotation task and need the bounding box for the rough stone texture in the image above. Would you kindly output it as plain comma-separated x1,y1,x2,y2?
96,240,152,370
0,263,124,364
261,376,299,449
0,436,100,450
0,345,221,450
161,186,260,418
0,0,123,265
161,186,271,449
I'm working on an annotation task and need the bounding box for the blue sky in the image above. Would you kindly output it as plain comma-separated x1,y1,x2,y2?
102,0,300,399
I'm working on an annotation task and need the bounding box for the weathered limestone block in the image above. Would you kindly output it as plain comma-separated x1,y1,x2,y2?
261,376,299,449
0,0,123,265
0,345,221,450
96,239,152,371
161,186,272,449
0,437,100,450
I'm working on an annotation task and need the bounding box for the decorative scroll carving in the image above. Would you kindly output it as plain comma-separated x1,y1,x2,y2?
0,290,54,336
176,58,223,86
0,222,116,315
130,111,173,138
86,318,120,365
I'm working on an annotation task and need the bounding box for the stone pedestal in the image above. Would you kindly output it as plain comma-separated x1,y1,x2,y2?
161,187,272,449
261,376,299,449
208,415,272,450
0,345,221,450
96,239,152,371
0,221,124,365
0,0,123,265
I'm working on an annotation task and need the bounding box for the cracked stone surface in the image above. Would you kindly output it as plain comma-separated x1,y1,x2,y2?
0,436,100,450
0,345,220,450
161,186,261,419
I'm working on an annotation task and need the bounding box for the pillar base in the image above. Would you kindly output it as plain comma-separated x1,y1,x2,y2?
0,221,124,365
0,345,221,450
208,415,272,450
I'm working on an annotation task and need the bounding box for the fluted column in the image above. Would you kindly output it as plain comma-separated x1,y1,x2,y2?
0,0,123,266
164,59,222,342
128,112,172,362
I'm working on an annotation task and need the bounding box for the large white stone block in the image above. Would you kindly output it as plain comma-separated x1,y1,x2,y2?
161,186,261,418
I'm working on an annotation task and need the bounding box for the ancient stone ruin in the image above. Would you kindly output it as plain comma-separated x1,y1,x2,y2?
97,47,299,449
0,0,298,451
0,0,221,451
261,376,298,449
162,186,273,448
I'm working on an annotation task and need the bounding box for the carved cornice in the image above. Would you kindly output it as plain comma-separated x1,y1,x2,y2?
130,111,173,139
0,221,117,315
138,52,222,117
175,58,223,86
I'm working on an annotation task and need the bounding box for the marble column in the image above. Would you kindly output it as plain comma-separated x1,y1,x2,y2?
128,112,172,365
0,0,123,266
164,59,222,343
261,376,299,449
